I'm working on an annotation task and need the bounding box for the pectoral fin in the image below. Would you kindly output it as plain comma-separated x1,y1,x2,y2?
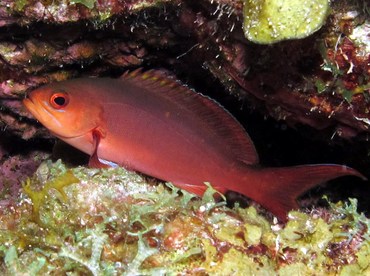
88,130,110,168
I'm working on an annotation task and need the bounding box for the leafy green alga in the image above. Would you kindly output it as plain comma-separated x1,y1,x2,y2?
0,160,370,274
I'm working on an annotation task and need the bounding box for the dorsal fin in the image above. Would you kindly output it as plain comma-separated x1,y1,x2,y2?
121,68,259,165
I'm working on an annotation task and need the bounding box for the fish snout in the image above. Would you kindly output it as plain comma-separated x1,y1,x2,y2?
22,93,41,120
23,94,34,111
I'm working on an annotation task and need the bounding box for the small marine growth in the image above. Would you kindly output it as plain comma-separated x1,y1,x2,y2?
0,161,369,274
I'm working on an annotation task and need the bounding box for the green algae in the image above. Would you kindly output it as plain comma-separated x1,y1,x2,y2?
1,160,370,274
243,0,329,44
70,0,96,9
14,0,28,12
23,170,79,224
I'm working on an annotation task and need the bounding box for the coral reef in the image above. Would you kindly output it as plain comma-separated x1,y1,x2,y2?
0,0,369,140
0,161,369,274
0,1,369,272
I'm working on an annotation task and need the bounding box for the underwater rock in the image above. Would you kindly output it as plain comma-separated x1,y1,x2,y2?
0,133,51,202
0,161,370,274
0,0,368,143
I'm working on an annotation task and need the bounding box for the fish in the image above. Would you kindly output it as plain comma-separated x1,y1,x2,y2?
23,69,365,222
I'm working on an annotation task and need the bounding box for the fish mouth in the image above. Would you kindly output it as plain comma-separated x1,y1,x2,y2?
23,96,41,119
23,96,69,138
24,96,91,140
23,95,59,128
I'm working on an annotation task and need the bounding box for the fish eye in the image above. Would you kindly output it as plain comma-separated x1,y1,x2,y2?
50,93,69,109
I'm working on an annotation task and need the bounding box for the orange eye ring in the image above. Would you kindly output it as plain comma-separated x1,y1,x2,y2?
50,93,69,109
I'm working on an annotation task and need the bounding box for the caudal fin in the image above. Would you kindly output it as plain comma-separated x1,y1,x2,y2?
243,165,365,223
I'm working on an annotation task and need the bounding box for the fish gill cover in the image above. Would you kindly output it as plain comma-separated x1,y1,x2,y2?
0,161,369,275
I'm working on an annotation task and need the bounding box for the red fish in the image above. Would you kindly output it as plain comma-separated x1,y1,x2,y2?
23,69,364,221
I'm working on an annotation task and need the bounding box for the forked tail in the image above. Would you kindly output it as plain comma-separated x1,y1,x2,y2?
237,164,365,222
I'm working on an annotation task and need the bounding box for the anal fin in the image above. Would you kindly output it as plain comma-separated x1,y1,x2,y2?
174,183,227,197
